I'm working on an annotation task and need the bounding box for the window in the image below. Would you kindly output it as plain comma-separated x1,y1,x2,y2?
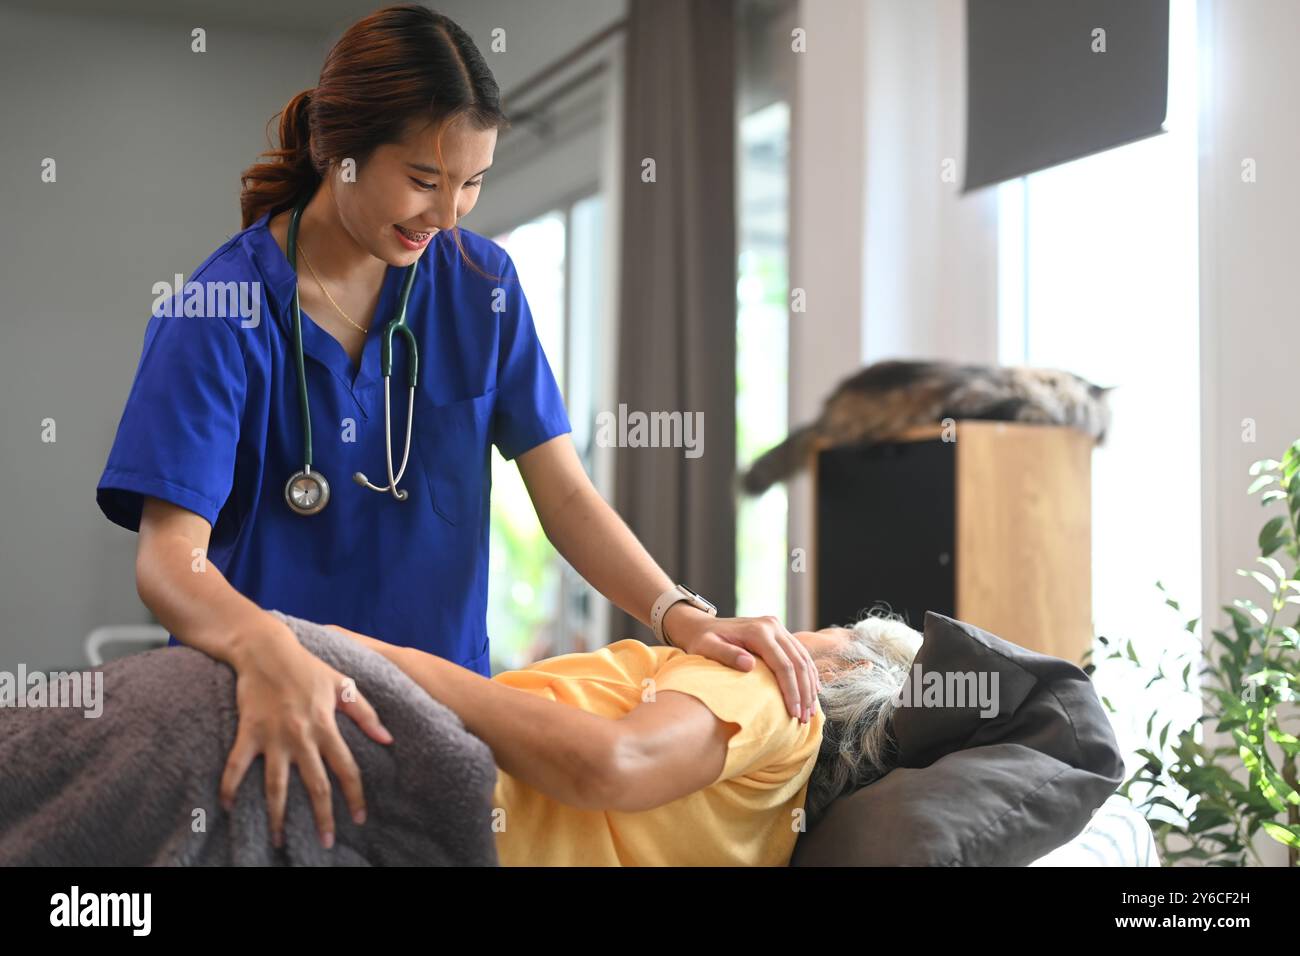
996,0,1201,798
736,101,791,619
489,195,606,672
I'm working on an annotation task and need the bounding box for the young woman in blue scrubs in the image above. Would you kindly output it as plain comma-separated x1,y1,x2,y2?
96,4,818,851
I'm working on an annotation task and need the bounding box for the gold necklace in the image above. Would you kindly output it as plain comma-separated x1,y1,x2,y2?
295,241,370,334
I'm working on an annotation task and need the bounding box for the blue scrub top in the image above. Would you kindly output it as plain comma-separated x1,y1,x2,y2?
96,210,572,676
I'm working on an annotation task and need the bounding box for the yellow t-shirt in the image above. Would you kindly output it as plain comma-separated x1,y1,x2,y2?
489,638,825,866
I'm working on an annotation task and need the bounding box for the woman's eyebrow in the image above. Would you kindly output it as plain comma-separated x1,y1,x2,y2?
407,162,493,177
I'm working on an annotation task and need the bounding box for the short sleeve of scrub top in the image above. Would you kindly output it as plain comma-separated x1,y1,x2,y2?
96,216,572,677
492,254,573,461
97,295,247,532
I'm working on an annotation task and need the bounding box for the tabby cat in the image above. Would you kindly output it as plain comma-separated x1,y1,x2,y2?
740,359,1114,495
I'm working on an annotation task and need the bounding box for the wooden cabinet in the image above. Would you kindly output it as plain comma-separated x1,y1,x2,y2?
812,420,1094,663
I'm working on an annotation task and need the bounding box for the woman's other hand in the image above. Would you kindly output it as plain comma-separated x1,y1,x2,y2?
661,605,821,723
219,613,395,850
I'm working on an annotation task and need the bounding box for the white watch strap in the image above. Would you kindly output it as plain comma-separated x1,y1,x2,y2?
650,584,716,647
651,586,688,647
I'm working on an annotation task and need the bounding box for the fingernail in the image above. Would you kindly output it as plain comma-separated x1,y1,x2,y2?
321,830,334,850
272,830,283,848
353,807,367,825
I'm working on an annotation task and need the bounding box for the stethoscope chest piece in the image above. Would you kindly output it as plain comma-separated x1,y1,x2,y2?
285,468,330,516
282,197,420,516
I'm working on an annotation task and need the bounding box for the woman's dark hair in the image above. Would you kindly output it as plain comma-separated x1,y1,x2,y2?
239,4,510,277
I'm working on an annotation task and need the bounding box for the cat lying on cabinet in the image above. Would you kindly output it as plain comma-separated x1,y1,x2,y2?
740,358,1115,495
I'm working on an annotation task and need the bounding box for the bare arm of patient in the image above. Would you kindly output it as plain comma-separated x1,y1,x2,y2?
327,626,735,812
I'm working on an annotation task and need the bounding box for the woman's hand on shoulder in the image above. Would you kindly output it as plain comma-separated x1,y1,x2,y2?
661,605,820,724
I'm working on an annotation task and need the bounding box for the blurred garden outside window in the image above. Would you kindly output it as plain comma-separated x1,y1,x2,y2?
489,194,605,672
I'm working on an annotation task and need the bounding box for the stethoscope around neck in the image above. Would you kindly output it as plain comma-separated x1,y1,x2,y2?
282,198,421,516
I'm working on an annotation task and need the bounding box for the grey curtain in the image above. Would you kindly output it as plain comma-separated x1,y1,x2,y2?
607,0,738,645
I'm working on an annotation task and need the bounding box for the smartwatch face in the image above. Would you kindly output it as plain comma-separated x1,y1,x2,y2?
681,585,716,613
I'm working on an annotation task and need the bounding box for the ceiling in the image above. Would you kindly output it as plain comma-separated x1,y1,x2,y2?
1,0,629,95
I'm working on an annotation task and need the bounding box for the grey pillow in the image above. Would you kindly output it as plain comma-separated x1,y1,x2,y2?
791,611,1124,866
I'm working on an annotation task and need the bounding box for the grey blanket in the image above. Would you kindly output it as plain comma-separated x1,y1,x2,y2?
0,611,500,865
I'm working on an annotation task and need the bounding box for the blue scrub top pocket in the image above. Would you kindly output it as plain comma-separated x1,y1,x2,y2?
411,387,498,526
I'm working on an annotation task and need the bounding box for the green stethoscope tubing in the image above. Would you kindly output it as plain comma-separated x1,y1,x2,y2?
282,198,421,515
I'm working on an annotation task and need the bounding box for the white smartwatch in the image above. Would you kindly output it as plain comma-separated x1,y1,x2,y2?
651,583,718,648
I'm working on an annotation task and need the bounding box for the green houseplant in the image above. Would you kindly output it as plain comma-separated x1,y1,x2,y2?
1087,439,1300,866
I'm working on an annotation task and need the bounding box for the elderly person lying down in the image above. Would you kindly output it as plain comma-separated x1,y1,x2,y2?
330,609,923,866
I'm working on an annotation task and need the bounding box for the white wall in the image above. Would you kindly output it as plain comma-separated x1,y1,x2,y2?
1197,0,1300,868
786,0,868,630
860,0,998,364
787,0,998,630
0,5,329,670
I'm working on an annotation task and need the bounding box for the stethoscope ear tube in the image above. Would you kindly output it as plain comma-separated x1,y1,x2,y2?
283,199,421,515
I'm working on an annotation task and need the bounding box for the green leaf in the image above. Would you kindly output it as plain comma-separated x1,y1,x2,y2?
1136,748,1164,772
1259,516,1287,553
1248,474,1277,494
1238,568,1278,594
1140,794,1186,816
1267,726,1300,757
1198,832,1243,850
1239,745,1297,811
1250,458,1283,476
1260,488,1288,505
1257,555,1288,580
1231,600,1270,625
1245,667,1297,686
1260,820,1300,848
1188,810,1232,834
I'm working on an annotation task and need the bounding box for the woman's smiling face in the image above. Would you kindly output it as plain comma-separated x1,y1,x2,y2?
330,113,498,266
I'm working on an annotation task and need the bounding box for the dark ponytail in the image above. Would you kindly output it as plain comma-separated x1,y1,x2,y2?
240,88,320,228
238,4,511,276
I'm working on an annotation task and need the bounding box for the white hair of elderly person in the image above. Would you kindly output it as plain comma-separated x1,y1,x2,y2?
800,608,925,823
